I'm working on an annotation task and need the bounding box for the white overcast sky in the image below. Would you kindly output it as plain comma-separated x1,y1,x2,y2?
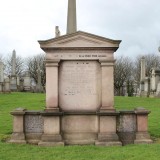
0,0,160,59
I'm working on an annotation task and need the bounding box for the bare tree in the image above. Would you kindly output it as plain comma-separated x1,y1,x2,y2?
114,56,134,96
4,53,25,76
26,53,46,86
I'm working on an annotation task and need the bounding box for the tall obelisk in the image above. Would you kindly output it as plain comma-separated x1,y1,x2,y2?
11,50,16,76
67,0,77,34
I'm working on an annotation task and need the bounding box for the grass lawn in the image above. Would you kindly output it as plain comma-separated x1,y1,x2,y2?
0,92,160,160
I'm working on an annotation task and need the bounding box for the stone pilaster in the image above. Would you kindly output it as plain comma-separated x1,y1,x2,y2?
99,60,115,111
96,112,122,146
45,60,60,111
38,112,64,146
134,108,153,144
9,108,26,144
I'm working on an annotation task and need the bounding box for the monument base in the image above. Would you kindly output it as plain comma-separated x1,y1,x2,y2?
95,133,122,146
134,132,153,144
95,141,122,146
9,109,152,146
38,141,64,147
38,134,65,147
9,133,26,144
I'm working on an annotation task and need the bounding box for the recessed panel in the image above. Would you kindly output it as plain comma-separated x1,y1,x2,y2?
59,61,101,111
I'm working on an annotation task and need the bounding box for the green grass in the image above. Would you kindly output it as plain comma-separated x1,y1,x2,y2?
115,96,160,138
0,92,45,140
0,93,160,160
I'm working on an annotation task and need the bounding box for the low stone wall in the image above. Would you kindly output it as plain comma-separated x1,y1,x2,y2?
9,108,153,146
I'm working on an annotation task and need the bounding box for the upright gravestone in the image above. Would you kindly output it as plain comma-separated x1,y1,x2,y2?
140,57,149,97
4,77,11,93
0,61,4,92
23,71,31,92
36,65,43,93
10,50,17,91
0,61,4,83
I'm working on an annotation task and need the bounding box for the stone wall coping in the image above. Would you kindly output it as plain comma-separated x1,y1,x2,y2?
10,108,26,115
40,111,63,116
25,111,42,115
134,107,151,115
63,111,96,115
97,111,120,116
10,108,151,116
119,110,135,115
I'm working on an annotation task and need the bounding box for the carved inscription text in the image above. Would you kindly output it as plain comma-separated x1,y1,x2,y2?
59,61,101,111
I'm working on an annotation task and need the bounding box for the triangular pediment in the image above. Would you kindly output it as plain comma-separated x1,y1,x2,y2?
38,31,121,49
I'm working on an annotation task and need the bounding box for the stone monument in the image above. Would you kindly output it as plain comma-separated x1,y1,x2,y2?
10,0,152,146
36,65,43,93
0,61,4,92
139,55,160,98
23,71,31,92
10,50,17,91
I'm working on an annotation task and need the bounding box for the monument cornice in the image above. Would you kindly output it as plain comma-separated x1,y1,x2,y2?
41,47,118,52
45,59,60,67
99,59,116,66
38,31,121,44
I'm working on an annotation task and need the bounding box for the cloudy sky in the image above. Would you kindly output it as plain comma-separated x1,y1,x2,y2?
0,0,160,59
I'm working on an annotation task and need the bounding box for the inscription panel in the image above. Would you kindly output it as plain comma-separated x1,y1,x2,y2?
46,50,113,60
25,115,43,133
59,61,101,111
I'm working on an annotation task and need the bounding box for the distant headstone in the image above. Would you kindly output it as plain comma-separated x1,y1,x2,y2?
4,77,10,93
140,56,145,81
36,65,43,92
55,26,60,37
0,61,4,83
23,71,31,91
0,61,4,93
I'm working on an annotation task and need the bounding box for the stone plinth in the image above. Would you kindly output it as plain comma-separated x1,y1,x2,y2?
9,108,26,144
38,111,64,146
9,109,152,146
134,108,153,144
96,111,122,146
62,112,98,145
